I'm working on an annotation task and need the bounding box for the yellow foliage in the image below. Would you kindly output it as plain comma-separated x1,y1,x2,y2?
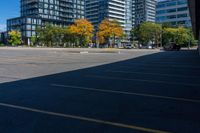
96,32,105,44
69,19,94,38
8,30,21,46
97,19,123,44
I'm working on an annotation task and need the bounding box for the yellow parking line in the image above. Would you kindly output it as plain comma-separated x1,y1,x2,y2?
0,102,170,133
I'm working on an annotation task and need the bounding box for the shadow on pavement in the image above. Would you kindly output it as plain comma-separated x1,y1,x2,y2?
0,50,199,133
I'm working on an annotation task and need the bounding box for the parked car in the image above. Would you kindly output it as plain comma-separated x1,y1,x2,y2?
163,43,181,51
124,44,133,49
141,45,154,49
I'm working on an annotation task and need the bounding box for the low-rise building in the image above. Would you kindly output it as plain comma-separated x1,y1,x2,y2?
0,31,7,44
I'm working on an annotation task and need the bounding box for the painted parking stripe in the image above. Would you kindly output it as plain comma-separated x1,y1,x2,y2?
121,63,200,69
0,102,170,133
106,70,199,78
120,65,200,71
86,75,200,88
51,84,200,103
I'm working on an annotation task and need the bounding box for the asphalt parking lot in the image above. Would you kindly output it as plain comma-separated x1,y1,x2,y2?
0,48,199,133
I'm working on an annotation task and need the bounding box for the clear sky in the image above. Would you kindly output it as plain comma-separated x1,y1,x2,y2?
0,0,19,31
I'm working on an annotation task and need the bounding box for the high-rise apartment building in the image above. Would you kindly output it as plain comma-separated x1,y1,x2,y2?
85,0,156,37
156,0,191,27
135,0,157,25
125,0,135,36
85,0,126,28
85,0,109,30
7,0,157,43
7,0,85,44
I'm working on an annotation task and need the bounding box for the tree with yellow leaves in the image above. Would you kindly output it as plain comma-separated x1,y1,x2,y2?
8,30,22,46
97,19,123,47
69,19,94,47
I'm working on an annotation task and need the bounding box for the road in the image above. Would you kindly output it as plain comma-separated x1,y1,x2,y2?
0,48,199,133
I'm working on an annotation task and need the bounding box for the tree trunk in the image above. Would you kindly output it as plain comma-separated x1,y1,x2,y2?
114,35,116,48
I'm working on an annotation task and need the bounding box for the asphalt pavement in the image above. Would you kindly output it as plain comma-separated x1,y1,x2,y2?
0,48,199,133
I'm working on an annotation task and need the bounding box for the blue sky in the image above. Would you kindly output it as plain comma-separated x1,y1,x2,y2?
0,0,19,31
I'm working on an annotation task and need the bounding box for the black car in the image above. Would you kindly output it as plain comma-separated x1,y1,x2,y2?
163,43,181,51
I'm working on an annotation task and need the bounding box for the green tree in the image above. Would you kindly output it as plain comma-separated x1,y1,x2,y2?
176,27,190,45
52,26,65,47
36,25,47,46
36,24,85,47
131,25,139,41
63,27,77,47
162,27,176,45
8,30,22,46
163,26,196,46
42,24,56,47
36,24,65,47
30,36,37,46
131,22,162,47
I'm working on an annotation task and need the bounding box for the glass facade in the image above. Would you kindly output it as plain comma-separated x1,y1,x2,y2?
134,0,156,25
20,0,84,22
85,0,106,30
7,17,42,38
124,0,134,36
86,0,156,37
85,0,125,29
156,0,191,27
7,0,85,44
0,32,7,44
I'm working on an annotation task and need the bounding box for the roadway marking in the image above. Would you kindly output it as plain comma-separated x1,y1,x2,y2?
120,65,200,71
106,70,199,78
122,63,200,69
86,75,200,87
0,102,170,133
80,51,89,54
51,84,200,103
